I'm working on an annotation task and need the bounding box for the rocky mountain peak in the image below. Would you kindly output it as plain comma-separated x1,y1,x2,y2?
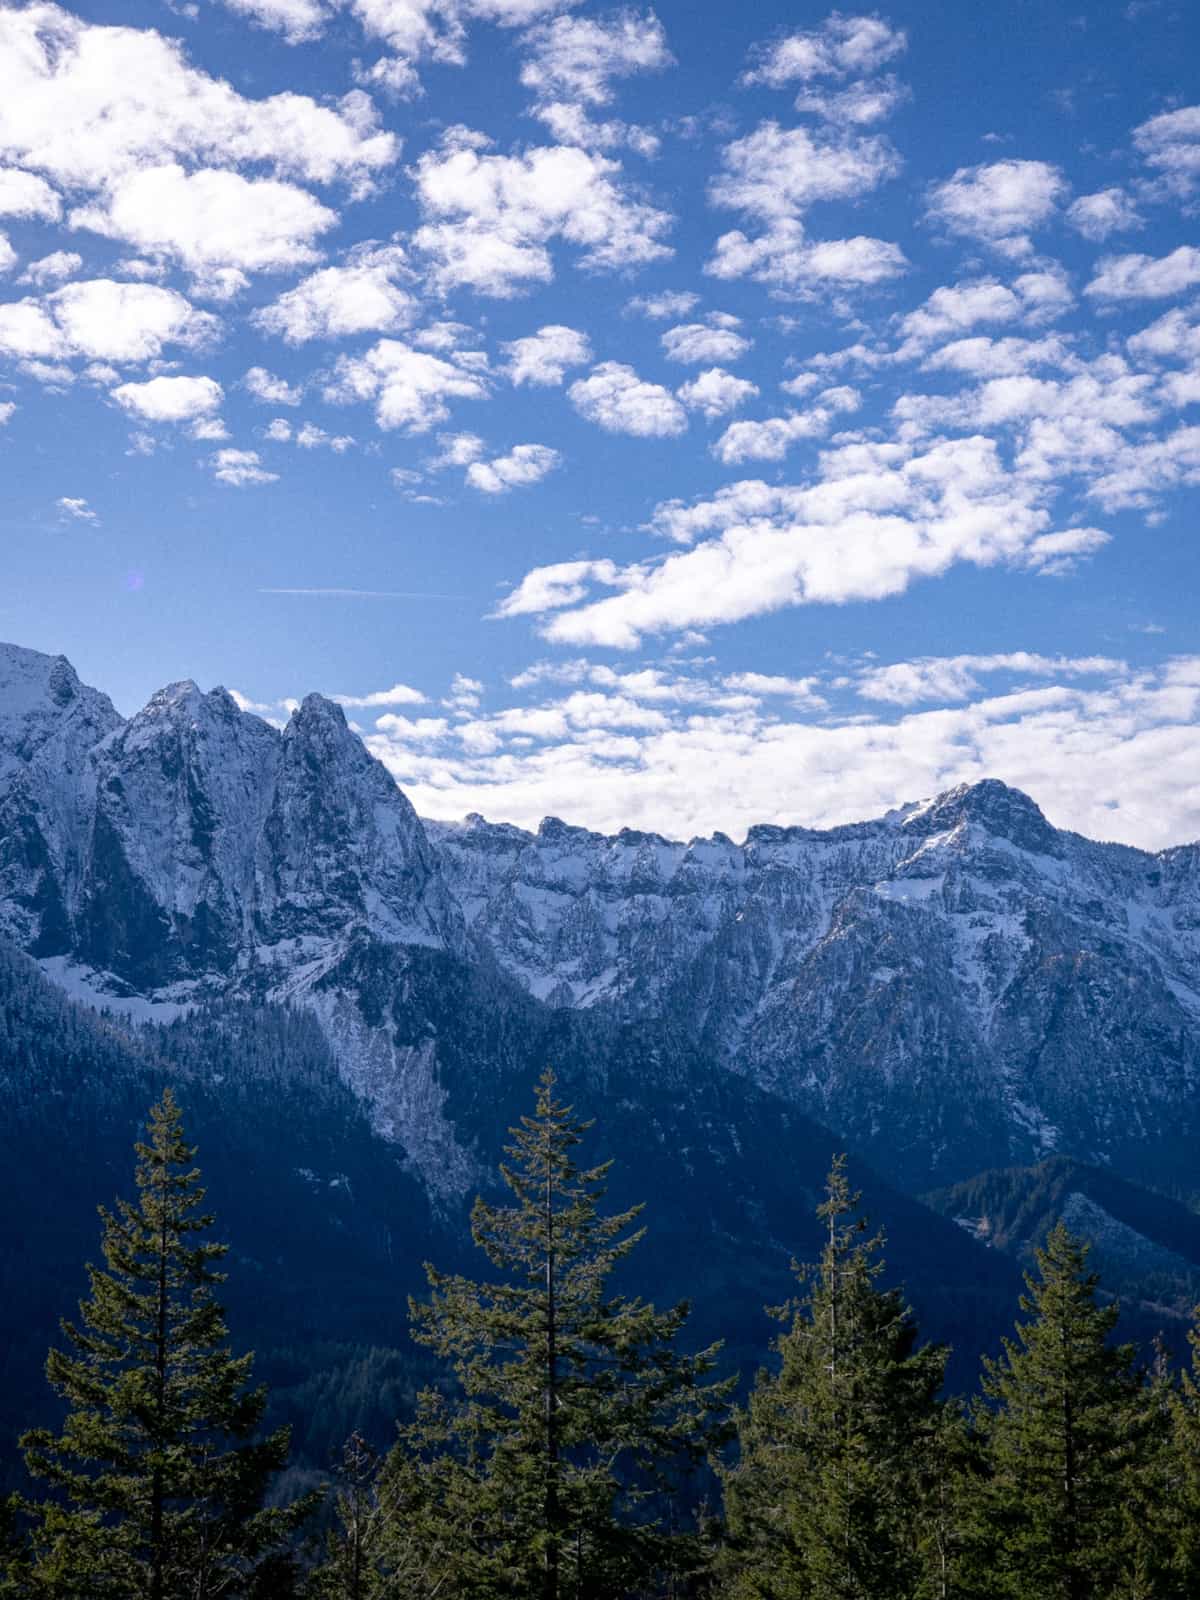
902,778,1059,855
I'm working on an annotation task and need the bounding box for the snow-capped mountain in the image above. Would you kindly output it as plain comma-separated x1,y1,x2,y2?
3,640,1200,1194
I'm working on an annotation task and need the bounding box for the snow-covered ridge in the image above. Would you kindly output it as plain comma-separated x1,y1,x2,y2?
3,640,1200,1192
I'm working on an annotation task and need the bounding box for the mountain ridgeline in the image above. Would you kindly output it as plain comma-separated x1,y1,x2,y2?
3,638,1200,1477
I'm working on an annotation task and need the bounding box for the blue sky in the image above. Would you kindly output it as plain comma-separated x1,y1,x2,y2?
1,0,1199,847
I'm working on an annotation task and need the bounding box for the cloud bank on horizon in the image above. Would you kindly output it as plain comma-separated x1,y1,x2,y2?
1,0,1199,849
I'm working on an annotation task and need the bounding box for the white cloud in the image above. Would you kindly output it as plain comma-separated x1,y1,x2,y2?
710,121,901,220
895,271,1072,354
369,658,1200,853
711,386,860,463
626,288,699,319
742,14,907,87
0,279,217,364
466,442,561,493
568,361,687,437
252,247,416,342
0,167,60,219
503,323,592,385
223,0,328,44
925,159,1067,256
56,495,97,521
661,319,751,364
111,374,223,421
707,219,906,294
794,77,908,126
1084,246,1200,302
0,235,14,274
18,250,82,287
334,681,427,707
411,129,673,296
676,367,759,419
70,164,337,280
1133,104,1200,197
498,433,1107,647
324,337,489,431
520,9,671,105
0,5,396,190
0,402,14,425
426,430,485,469
245,367,303,405
722,669,826,705
855,651,1126,705
1066,187,1143,241
296,422,355,451
212,447,279,486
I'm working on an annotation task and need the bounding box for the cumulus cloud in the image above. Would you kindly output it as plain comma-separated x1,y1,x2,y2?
212,447,279,485
56,495,97,521
855,651,1125,704
111,374,223,421
503,324,592,385
496,433,1108,647
0,279,217,364
710,121,901,219
1085,246,1200,302
1066,187,1143,241
711,386,860,463
69,164,338,282
625,288,699,318
466,442,561,493
1133,104,1200,198
244,367,303,405
411,128,673,296
223,0,328,44
519,9,671,152
742,14,907,87
0,167,60,219
333,680,426,707
707,219,906,294
18,250,82,287
324,337,489,431
0,4,396,190
660,317,751,364
568,360,688,436
925,159,1067,256
252,247,416,342
676,367,759,419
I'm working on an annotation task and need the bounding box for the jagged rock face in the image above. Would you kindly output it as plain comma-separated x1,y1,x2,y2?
3,644,1200,1193
432,780,1200,1187
254,695,460,971
0,646,123,954
82,682,281,986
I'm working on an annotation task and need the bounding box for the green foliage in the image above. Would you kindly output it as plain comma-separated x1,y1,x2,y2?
11,1091,314,1599
962,1222,1155,1600
366,1069,734,1599
720,1156,948,1600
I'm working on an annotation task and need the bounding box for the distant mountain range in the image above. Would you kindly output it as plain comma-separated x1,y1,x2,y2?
3,638,1200,1476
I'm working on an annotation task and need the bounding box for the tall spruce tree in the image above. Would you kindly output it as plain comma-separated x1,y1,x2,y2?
1161,1307,1200,1598
720,1156,947,1600
964,1221,1150,1600
372,1068,732,1600
13,1089,312,1599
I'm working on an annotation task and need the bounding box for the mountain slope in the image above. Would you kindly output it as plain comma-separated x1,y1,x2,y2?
2,639,1199,1198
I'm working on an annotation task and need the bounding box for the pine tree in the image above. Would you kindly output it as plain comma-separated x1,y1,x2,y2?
14,1089,313,1599
371,1068,733,1600
719,1156,948,1600
964,1221,1150,1600
1160,1307,1200,1598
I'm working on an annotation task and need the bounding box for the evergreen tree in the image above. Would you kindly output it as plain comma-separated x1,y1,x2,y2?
963,1221,1150,1600
1160,1307,1200,1598
720,1156,947,1600
372,1068,733,1599
13,1090,312,1599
